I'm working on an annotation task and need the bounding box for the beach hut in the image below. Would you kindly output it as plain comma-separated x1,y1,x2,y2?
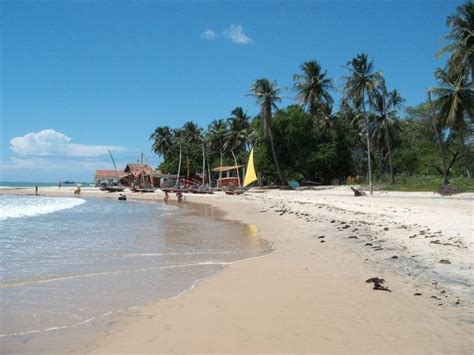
122,163,154,188
212,165,244,187
95,170,128,187
152,172,179,188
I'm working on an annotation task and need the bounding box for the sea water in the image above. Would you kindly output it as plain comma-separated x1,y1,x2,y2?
0,195,271,339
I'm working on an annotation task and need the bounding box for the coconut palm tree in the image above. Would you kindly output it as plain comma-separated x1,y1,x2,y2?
181,121,202,179
207,119,228,185
293,60,334,127
225,107,251,152
181,121,202,145
430,68,474,178
224,107,252,187
250,78,285,186
149,126,173,159
437,2,474,82
430,68,474,133
342,53,384,194
371,87,404,183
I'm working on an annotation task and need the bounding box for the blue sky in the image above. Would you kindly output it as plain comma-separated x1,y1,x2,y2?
0,0,460,182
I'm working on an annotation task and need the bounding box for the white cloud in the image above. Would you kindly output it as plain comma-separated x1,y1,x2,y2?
201,29,217,40
223,25,253,45
9,129,125,157
0,156,117,182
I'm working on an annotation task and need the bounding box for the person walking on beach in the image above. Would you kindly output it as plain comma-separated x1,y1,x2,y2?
176,189,183,203
164,190,169,204
58,181,62,189
35,186,38,196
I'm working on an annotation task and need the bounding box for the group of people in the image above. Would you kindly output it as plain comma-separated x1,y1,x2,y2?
163,189,183,204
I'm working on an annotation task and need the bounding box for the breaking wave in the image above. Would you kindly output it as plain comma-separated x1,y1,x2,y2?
0,195,86,221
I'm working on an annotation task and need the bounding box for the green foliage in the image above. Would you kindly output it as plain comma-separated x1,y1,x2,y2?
379,176,474,192
253,106,355,184
149,4,474,191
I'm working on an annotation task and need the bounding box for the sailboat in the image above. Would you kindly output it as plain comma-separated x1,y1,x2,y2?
102,148,125,192
225,148,257,195
133,153,156,193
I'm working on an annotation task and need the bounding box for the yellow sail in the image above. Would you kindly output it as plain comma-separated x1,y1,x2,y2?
243,148,257,188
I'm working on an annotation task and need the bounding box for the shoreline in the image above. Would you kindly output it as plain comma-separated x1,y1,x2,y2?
1,187,473,353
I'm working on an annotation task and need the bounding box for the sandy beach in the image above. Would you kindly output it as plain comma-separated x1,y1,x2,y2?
1,186,473,353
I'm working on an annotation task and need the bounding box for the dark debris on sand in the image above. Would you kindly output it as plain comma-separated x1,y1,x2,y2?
366,277,392,292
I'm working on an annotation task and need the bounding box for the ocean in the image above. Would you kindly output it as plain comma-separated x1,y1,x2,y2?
0,181,93,189
0,194,271,340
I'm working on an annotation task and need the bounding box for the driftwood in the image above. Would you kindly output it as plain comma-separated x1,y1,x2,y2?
350,186,366,197
366,277,392,292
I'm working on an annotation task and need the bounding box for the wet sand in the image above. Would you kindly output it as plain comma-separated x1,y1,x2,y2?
1,186,473,353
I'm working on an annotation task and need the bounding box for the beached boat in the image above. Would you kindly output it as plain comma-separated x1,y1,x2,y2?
190,185,214,194
224,148,257,195
100,148,126,192
102,185,125,192
134,187,156,193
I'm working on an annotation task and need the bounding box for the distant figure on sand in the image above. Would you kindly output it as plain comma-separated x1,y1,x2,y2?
35,186,38,196
350,186,366,196
74,186,81,195
58,181,62,189
164,191,169,203
176,189,183,203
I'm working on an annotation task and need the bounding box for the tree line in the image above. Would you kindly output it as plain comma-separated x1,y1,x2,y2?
150,2,473,189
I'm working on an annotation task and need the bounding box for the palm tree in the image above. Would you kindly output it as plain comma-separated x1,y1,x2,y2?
149,126,173,159
181,121,202,145
207,119,228,186
371,87,404,183
250,78,285,186
430,68,474,133
437,2,474,82
293,60,334,127
342,53,384,194
224,107,251,187
430,68,474,178
172,128,184,186
181,121,202,179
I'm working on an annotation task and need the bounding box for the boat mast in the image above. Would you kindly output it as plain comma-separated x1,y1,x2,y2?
140,152,145,188
108,148,120,184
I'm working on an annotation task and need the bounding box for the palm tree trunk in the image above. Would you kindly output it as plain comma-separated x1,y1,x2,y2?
387,142,394,184
379,148,384,179
218,149,223,188
362,100,373,195
267,129,285,186
429,94,449,186
460,131,471,178
385,123,395,184
231,150,241,187
202,143,206,185
433,124,450,185
207,157,212,187
176,144,182,188
186,157,190,180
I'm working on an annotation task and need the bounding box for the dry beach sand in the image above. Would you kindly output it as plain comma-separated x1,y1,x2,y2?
1,186,473,353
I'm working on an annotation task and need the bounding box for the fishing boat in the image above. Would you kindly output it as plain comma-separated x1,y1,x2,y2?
102,184,125,192
131,153,157,193
224,148,257,195
102,148,126,192
133,187,156,193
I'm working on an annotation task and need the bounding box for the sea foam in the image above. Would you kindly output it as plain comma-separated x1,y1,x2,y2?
0,195,86,221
